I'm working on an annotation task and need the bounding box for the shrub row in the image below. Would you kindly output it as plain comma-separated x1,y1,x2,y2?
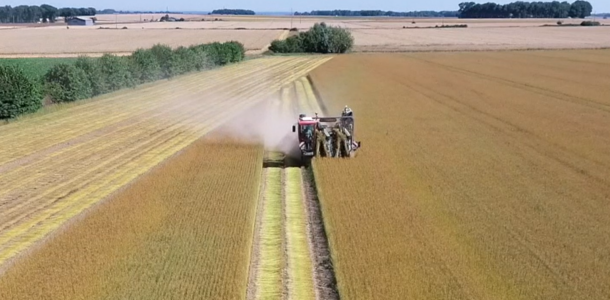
0,41,245,120
581,20,601,26
269,23,354,54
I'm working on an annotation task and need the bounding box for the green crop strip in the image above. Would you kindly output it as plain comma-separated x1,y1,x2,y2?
256,168,283,299
284,167,315,300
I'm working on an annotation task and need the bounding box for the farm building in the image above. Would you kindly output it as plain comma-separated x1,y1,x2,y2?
66,17,94,26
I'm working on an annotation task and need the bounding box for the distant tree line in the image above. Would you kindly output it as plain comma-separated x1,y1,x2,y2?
458,1,593,18
97,9,184,15
294,10,459,17
58,7,96,18
0,5,96,23
210,9,255,15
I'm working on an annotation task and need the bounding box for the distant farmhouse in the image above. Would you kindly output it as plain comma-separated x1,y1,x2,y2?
66,16,95,26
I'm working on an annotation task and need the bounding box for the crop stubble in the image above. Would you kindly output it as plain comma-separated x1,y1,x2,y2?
309,50,610,299
0,56,333,270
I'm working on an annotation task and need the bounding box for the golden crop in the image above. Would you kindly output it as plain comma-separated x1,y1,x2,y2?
0,138,263,299
0,56,332,271
310,50,610,299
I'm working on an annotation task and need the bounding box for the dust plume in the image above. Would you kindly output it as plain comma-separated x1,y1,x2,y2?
213,96,301,159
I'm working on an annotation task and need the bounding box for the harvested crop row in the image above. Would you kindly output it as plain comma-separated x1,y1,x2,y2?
0,138,263,300
284,167,316,300
249,166,316,300
0,56,333,268
309,50,610,299
254,167,284,299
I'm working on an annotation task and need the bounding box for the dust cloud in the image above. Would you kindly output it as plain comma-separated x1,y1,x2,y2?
213,96,301,159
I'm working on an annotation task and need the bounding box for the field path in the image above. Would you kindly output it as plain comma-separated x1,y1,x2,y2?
0,56,333,268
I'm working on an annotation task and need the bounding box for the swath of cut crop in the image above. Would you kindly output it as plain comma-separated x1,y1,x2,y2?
284,167,316,300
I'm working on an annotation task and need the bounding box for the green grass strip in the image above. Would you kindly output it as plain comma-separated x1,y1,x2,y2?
284,167,316,300
256,168,283,299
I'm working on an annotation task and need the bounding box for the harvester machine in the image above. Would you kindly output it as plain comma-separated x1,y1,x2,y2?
292,106,361,160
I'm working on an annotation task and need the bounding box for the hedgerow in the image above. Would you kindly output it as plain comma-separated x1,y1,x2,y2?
1,41,246,120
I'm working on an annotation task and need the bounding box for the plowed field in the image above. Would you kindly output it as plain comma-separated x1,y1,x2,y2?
310,50,610,299
0,55,332,269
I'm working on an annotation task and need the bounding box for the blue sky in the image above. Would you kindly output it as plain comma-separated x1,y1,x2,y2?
4,0,610,13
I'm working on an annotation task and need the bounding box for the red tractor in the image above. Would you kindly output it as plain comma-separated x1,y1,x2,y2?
292,106,361,160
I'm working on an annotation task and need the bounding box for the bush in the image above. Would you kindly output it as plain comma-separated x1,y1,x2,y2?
130,48,162,83
269,35,304,53
0,65,43,120
150,44,175,78
581,20,601,26
226,41,246,62
171,46,198,75
201,43,232,65
269,22,354,54
74,56,107,96
43,63,92,103
98,54,135,91
188,45,213,71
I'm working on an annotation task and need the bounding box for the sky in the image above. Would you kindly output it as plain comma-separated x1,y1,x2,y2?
4,0,610,13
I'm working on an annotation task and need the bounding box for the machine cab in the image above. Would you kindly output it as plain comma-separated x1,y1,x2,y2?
292,117,317,143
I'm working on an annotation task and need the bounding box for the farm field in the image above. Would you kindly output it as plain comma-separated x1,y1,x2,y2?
352,26,610,52
0,55,332,270
0,137,263,299
1,16,609,57
0,73,329,299
95,14,610,28
0,57,77,78
310,49,610,299
0,28,283,56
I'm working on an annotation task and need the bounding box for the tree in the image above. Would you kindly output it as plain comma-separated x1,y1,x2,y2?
43,64,92,103
40,4,58,23
74,56,107,96
569,0,593,18
98,54,135,91
0,65,43,119
149,44,174,79
270,23,354,54
130,48,162,83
